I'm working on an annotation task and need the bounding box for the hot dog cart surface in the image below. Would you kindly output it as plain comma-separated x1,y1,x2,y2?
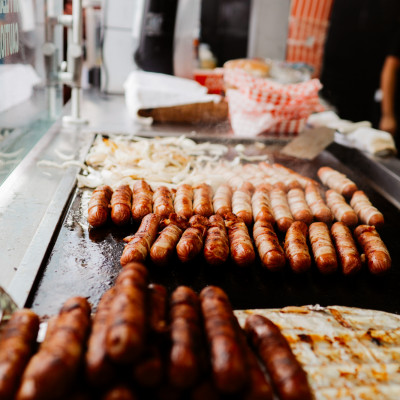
1,89,400,316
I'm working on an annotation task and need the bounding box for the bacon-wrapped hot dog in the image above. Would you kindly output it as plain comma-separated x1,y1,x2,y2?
176,215,208,263
193,183,214,217
88,185,113,227
269,185,294,232
168,286,202,389
0,309,39,400
85,287,117,387
309,222,338,274
245,314,312,400
325,190,358,227
253,219,285,272
120,213,160,265
272,163,317,189
16,297,91,400
131,180,153,222
225,213,256,267
232,182,254,226
284,221,311,273
251,184,275,224
106,262,148,363
305,183,333,224
287,187,313,225
153,186,174,218
213,184,232,216
148,283,168,335
354,225,391,274
331,222,362,275
200,286,248,394
204,214,229,266
174,184,193,219
111,185,132,226
317,166,358,197
350,190,384,228
150,214,188,266
102,385,138,400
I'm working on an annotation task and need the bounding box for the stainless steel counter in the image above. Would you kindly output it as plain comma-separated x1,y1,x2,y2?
1,88,400,308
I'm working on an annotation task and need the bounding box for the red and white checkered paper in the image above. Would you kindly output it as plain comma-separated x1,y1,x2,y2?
225,68,324,137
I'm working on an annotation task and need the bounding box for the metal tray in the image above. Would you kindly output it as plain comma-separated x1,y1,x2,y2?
26,140,400,316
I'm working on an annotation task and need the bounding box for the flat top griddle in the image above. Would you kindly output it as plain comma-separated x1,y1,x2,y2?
27,143,400,316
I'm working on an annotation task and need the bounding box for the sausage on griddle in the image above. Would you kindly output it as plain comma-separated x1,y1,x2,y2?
200,286,248,394
232,182,254,226
131,180,153,221
287,187,313,225
176,215,208,263
225,213,255,267
213,184,232,216
253,219,285,272
284,221,311,273
88,185,113,227
85,287,117,387
174,184,194,219
106,262,148,363
120,213,160,265
317,166,358,197
269,185,294,233
153,186,175,218
193,183,214,217
0,309,39,400
204,214,229,266
111,185,132,226
309,222,338,274
354,224,391,274
325,189,358,227
16,297,91,400
251,184,275,224
245,314,313,400
304,183,333,224
350,190,384,228
331,222,362,275
168,286,203,389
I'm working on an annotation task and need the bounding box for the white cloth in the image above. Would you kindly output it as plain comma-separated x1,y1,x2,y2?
124,70,220,123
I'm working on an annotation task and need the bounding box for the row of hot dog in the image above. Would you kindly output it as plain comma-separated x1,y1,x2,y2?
0,262,311,400
87,164,390,275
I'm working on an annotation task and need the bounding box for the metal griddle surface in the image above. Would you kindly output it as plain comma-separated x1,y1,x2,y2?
28,145,400,316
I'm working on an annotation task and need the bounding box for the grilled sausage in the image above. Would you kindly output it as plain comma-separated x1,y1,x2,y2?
111,185,132,225
309,222,338,274
131,180,153,221
168,287,203,389
153,186,175,218
251,184,275,224
204,214,230,266
225,213,256,267
245,314,312,400
331,222,362,275
148,283,168,335
232,182,254,226
305,183,333,224
193,183,214,217
150,214,187,266
85,287,117,387
287,187,313,225
325,190,358,227
269,185,294,232
120,213,160,265
354,225,391,274
88,185,113,227
213,184,232,216
317,166,358,197
200,286,248,394
0,309,39,400
350,190,384,228
174,184,194,219
132,345,163,388
284,221,311,273
16,297,91,400
106,262,148,363
176,215,208,263
253,219,286,272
